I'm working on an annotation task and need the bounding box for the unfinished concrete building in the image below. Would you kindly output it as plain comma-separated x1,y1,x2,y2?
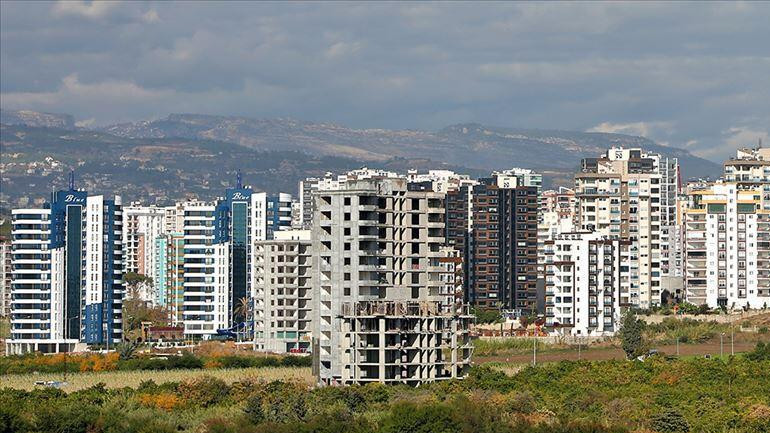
310,176,473,385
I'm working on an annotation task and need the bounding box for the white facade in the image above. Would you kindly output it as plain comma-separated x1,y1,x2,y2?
576,147,681,308
684,182,770,309
122,204,167,304
544,232,629,336
8,208,60,348
181,203,230,337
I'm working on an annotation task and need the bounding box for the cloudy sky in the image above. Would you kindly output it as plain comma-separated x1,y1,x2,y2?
1,1,769,161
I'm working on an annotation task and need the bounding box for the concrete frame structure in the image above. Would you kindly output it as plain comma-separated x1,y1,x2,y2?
253,229,312,353
311,175,472,385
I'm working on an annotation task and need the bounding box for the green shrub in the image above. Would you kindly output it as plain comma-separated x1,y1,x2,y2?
650,408,690,432
745,342,770,361
177,376,230,407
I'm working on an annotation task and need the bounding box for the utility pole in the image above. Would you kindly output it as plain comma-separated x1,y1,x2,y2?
720,333,724,358
731,321,734,356
532,337,537,366
676,336,679,356
577,338,581,360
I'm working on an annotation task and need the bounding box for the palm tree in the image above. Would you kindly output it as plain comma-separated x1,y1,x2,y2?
234,297,253,341
234,296,252,322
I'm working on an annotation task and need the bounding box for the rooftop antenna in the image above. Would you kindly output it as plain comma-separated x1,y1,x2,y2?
68,170,75,190
236,169,242,189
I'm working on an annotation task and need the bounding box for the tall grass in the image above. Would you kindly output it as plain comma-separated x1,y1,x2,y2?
473,338,552,356
1,366,313,392
645,317,730,344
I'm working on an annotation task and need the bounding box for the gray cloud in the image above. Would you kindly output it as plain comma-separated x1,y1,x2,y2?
1,1,769,161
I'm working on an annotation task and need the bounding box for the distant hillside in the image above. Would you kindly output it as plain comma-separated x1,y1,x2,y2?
0,124,477,207
0,109,75,129
1,110,723,208
101,114,721,181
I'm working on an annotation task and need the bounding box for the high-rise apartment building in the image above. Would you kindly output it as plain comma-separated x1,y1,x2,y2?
0,237,12,317
253,229,312,353
311,175,471,385
575,147,680,308
723,147,770,210
467,172,539,314
123,203,167,303
179,177,296,339
7,180,123,354
265,193,293,238
684,181,770,309
181,199,230,338
543,232,631,335
153,232,184,321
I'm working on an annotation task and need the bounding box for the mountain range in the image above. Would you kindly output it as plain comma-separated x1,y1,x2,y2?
0,109,721,209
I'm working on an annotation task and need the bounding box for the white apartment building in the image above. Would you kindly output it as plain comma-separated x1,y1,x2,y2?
684,182,770,309
723,147,770,210
122,203,167,304
311,175,472,385
576,147,681,308
406,169,473,194
543,232,630,336
181,202,230,337
253,229,312,353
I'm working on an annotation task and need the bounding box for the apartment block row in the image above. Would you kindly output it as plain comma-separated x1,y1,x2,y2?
7,144,768,369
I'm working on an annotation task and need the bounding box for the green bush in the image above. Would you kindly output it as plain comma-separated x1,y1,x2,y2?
650,409,690,432
745,342,770,361
178,376,230,407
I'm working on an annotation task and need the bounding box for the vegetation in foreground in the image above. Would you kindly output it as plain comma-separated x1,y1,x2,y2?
2,343,769,433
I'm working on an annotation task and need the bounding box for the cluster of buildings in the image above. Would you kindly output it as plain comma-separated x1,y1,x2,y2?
3,144,769,384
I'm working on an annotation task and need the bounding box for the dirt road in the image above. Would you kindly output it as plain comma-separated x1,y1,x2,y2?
476,340,760,364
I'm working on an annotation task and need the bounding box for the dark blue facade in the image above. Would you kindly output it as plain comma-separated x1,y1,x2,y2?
49,189,87,340
224,187,252,324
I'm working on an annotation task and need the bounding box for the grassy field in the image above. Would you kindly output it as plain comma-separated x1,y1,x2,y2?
0,366,314,391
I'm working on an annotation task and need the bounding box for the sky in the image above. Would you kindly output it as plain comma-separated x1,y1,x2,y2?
1,1,769,162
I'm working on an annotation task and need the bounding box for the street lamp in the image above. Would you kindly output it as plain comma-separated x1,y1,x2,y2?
63,315,80,383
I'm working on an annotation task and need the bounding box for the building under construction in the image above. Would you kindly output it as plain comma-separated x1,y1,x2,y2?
309,175,474,386
313,300,473,385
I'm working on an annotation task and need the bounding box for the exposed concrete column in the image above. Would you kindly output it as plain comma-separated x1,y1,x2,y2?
378,316,385,382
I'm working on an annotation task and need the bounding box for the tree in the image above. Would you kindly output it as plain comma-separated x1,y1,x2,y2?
117,340,140,360
234,296,252,323
122,273,168,340
618,309,646,359
471,307,501,324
